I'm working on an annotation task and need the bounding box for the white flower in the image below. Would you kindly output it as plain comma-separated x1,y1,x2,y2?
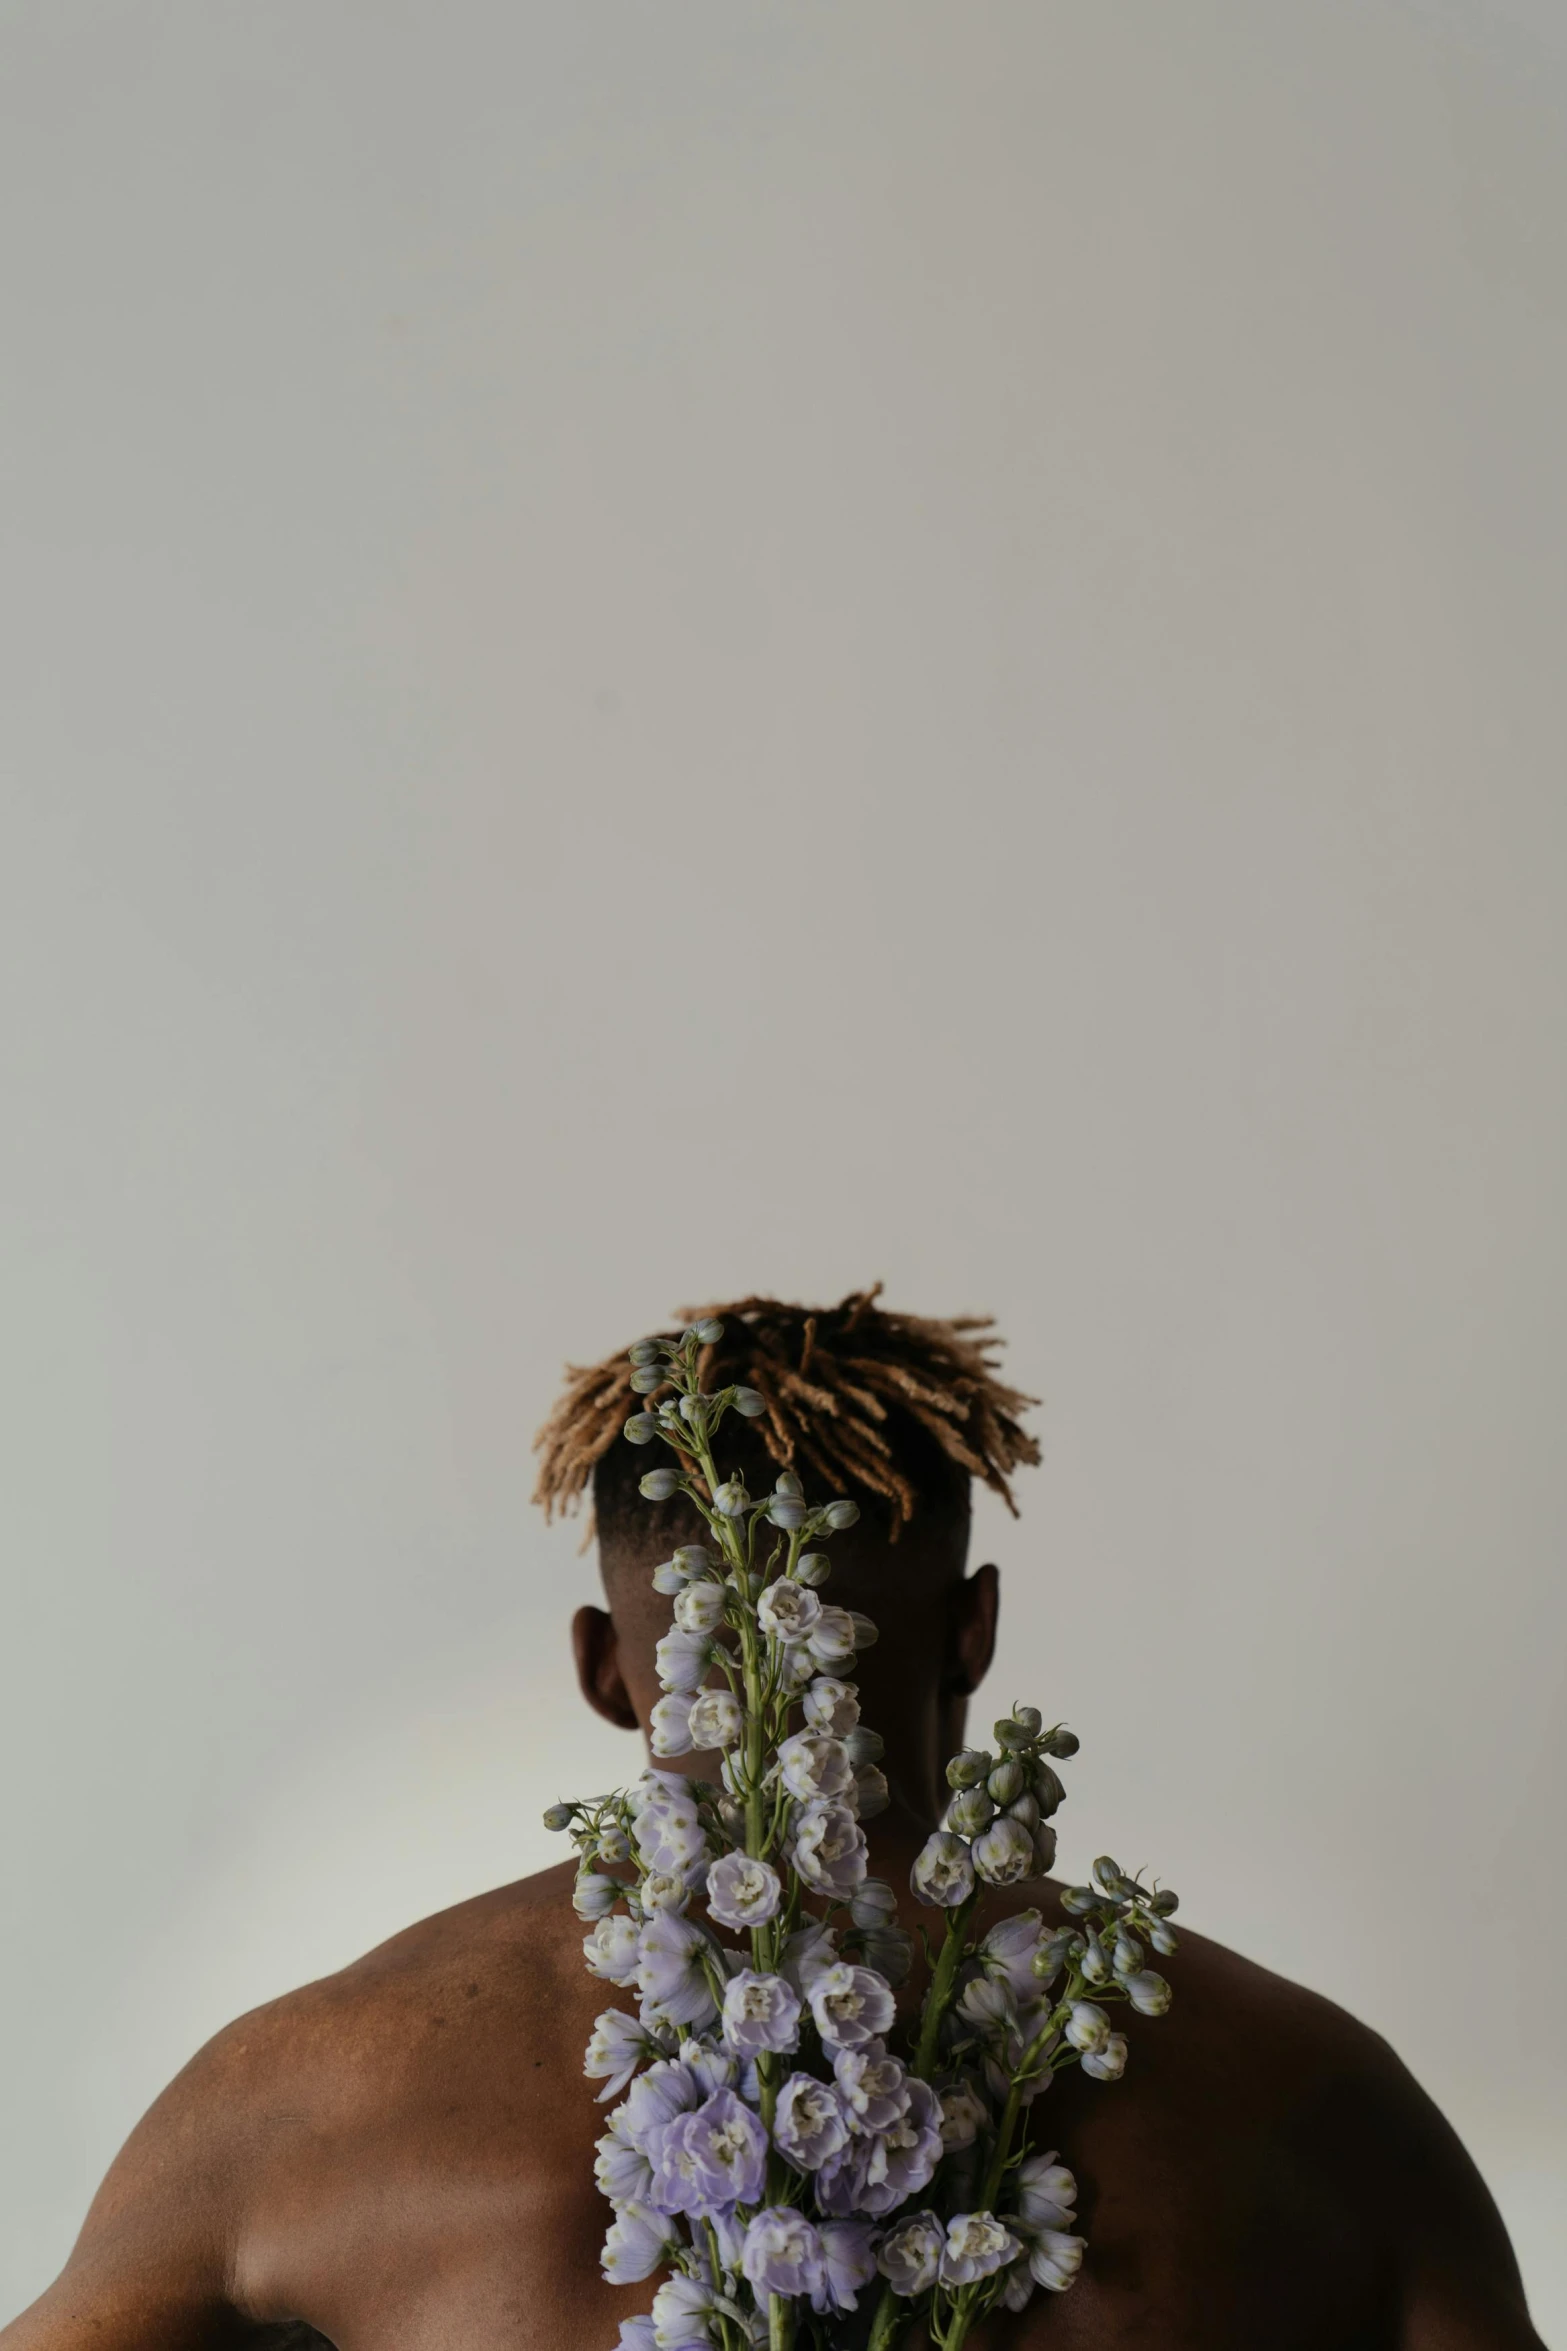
937,2078,989,2151
910,1831,975,1908
758,1579,822,1640
649,1692,696,1757
792,1801,868,1894
1013,2151,1077,2231
806,1606,860,1666
1081,2031,1129,2082
877,2210,946,2296
1028,2228,1086,2291
635,1914,719,2030
705,1850,783,1930
686,1688,744,1749
802,1677,860,1735
633,1789,708,1877
674,1581,727,1634
777,1731,854,1802
650,2271,720,2343
601,2201,677,2285
583,1915,642,1985
971,1816,1037,1887
641,1871,689,1913
654,1627,711,1693
722,1969,803,2056
939,2211,1023,2286
980,1911,1045,1999
808,1962,896,2050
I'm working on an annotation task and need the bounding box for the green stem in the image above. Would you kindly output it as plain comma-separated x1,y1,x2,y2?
866,2283,910,2351
768,2291,794,2351
912,1892,978,2079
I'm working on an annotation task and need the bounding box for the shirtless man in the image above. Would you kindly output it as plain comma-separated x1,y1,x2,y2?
2,1295,1544,2351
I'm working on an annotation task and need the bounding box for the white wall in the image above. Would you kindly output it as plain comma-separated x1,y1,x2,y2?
2,0,1563,2330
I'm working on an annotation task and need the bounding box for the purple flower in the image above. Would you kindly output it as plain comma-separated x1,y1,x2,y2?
792,1801,869,1895
877,2209,945,2296
647,2087,768,2217
814,2220,879,2314
615,2321,658,2351
910,1831,975,1907
584,2010,663,2101
780,1920,838,1994
808,1963,896,2050
600,2201,677,2284
772,2072,851,2171
979,1910,1045,2000
677,2037,738,2098
621,2057,703,2146
721,1970,801,2056
649,1692,696,1756
818,2078,942,2216
939,2211,1023,2285
636,1915,719,2030
740,2206,825,2299
832,2040,910,2134
705,1850,782,1930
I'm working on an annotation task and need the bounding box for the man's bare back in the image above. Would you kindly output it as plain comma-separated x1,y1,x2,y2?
1,1839,1539,2351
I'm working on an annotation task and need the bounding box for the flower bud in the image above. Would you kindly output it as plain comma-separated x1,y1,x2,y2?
794,1551,832,1587
1091,1857,1128,1900
1011,1703,1043,1737
717,1794,747,1840
1005,1792,1041,1831
673,1545,715,1577
774,1469,805,1501
1030,1929,1076,1986
1042,1726,1080,1759
1149,1918,1179,1957
1061,1885,1096,1917
1032,1823,1058,1874
1032,1763,1066,1817
639,1467,681,1502
1151,1888,1179,1917
542,1802,575,1832
573,1871,619,1921
848,1612,879,1651
946,1787,996,1838
946,1749,992,1791
987,1759,1025,1805
712,1478,750,1517
823,1498,860,1529
629,1364,665,1395
853,1765,890,1819
677,1394,706,1426
650,1560,687,1594
994,1717,1032,1751
1079,1930,1112,1986
595,1825,631,1865
849,1878,898,1927
1124,1969,1172,2017
692,1317,725,1344
769,1494,809,1530
1112,1930,1144,1978
623,1413,658,1444
731,1385,766,1417
1064,2000,1111,2054
627,1339,661,1367
844,1727,884,1769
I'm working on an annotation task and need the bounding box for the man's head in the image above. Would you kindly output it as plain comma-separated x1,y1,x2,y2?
534,1288,1039,1818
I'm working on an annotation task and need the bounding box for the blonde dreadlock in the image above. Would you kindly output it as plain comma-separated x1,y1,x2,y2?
532,1286,1040,1538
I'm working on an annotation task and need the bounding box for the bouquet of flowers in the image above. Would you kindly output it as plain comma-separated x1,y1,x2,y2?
546,1319,1178,2351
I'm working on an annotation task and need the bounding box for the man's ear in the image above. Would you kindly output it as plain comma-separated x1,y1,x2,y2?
572,1604,640,1732
944,1562,999,1697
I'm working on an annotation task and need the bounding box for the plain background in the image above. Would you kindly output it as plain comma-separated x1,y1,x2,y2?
2,0,1564,2332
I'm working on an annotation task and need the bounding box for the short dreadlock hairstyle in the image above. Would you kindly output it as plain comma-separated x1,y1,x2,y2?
533,1286,1040,1544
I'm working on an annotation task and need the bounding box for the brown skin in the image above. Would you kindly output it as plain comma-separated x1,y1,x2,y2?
1,1517,1543,2351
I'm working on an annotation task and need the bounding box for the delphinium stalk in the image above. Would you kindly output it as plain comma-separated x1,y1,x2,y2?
545,1321,1178,2351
